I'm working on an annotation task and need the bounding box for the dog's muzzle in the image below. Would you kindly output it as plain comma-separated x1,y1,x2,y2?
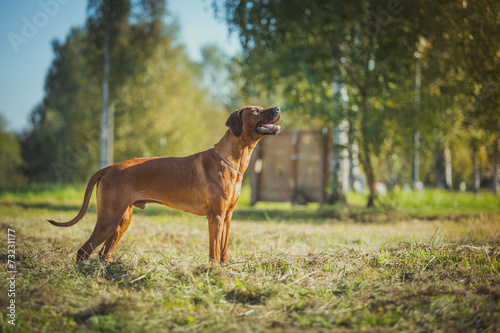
256,107,281,135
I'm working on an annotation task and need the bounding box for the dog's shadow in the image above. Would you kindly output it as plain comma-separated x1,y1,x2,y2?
75,259,150,288
232,207,335,223
134,204,352,223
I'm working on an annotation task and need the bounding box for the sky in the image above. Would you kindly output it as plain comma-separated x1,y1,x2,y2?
0,0,240,133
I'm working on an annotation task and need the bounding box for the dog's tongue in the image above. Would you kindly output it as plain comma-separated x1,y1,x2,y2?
270,115,280,124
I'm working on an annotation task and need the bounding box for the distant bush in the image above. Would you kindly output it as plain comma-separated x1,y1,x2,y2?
0,115,26,186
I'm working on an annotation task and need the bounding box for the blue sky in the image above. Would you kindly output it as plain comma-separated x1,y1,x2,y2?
0,0,240,132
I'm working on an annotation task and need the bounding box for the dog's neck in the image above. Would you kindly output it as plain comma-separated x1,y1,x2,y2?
213,129,262,176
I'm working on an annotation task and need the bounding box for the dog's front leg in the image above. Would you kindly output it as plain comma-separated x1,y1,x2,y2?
207,210,225,264
220,205,236,264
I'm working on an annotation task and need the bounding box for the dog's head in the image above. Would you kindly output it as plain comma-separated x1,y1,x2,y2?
225,106,281,139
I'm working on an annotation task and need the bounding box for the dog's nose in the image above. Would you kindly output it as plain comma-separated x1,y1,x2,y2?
274,106,281,112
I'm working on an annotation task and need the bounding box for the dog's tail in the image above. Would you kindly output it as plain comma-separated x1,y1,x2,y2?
47,166,110,227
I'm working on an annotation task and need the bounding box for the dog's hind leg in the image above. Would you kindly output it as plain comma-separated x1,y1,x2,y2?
98,205,133,263
76,209,128,263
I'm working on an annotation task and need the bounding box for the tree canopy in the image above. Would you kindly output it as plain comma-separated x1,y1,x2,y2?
6,0,499,202
213,0,500,205
21,0,227,182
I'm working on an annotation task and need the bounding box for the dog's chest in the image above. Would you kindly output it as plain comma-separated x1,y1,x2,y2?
232,183,242,205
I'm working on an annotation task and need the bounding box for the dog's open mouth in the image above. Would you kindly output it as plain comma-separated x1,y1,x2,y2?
256,114,281,135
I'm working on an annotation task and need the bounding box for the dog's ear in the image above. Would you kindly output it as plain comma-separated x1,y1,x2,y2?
225,109,243,137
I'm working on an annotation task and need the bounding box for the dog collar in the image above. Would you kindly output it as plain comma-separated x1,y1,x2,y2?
215,151,243,177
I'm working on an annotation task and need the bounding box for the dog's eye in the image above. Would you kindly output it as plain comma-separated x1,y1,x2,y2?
252,109,260,114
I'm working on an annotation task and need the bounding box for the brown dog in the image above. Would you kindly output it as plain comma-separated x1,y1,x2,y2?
48,106,281,264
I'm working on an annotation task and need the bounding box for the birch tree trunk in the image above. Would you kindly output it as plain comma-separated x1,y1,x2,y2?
412,54,421,188
99,0,112,169
472,145,480,194
360,91,376,208
434,142,452,189
329,81,348,204
494,137,499,196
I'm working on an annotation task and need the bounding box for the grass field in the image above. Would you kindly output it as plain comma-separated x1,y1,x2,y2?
1,184,499,332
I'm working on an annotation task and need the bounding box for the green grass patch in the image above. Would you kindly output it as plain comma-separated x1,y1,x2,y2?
376,188,500,215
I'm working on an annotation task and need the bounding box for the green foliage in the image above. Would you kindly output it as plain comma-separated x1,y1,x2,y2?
0,116,26,187
110,37,227,161
418,0,500,186
213,0,423,206
21,1,226,183
214,0,500,204
86,0,167,94
422,0,499,134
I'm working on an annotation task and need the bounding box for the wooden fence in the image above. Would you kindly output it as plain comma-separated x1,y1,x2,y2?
250,129,331,205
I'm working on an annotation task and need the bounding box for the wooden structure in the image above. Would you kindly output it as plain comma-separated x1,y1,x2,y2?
250,129,331,205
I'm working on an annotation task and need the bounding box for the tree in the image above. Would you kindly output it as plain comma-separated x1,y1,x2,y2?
22,1,227,182
86,0,166,168
0,115,26,187
420,0,500,192
110,34,227,162
214,0,421,207
22,28,98,182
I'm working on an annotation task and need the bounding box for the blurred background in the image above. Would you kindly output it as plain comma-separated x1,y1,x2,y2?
0,0,498,207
